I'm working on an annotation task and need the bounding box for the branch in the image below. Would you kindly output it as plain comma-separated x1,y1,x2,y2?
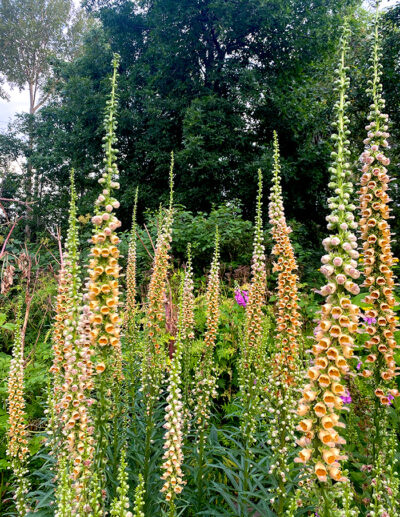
143,223,157,254
0,217,22,259
0,198,34,210
135,229,154,261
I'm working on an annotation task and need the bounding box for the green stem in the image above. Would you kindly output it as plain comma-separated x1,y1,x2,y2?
196,429,206,512
320,485,334,517
143,401,154,511
112,385,122,493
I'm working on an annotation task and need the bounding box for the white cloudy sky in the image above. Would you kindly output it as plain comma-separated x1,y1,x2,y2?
0,0,398,130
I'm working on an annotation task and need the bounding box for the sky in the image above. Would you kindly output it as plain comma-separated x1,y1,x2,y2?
0,0,398,130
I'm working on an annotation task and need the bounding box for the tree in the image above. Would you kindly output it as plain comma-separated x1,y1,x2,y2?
0,0,89,237
0,0,79,114
29,0,361,228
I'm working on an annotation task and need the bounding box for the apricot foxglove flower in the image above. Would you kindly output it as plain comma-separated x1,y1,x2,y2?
124,186,139,337
267,134,302,511
85,53,123,506
295,24,358,483
269,132,302,381
142,153,174,411
6,298,30,516
358,3,400,403
52,173,95,516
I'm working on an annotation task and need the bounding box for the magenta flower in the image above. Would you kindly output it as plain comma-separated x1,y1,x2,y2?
341,389,352,404
360,312,377,325
235,289,248,308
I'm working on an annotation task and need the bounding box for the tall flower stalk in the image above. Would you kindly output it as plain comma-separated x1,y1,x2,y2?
193,229,220,510
269,133,302,379
6,298,30,516
181,244,195,416
268,133,302,513
50,250,69,411
160,272,188,515
238,169,267,446
86,53,123,500
295,24,360,488
358,3,399,414
124,186,139,337
141,153,174,496
50,171,80,442
54,169,95,515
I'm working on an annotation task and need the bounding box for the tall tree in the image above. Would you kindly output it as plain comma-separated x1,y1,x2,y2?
0,0,88,237
29,0,361,227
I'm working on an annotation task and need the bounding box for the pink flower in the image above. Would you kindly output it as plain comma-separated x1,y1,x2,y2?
235,289,248,308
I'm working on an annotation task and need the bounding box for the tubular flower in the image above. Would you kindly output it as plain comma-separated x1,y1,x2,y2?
49,170,81,451
87,54,122,374
52,173,95,514
50,258,69,405
358,7,399,401
50,171,82,428
266,134,302,510
160,318,185,507
55,306,95,515
110,447,132,517
6,299,30,516
181,245,195,421
269,133,302,381
238,169,267,444
193,230,220,435
124,187,139,337
295,25,358,482
85,54,123,502
142,154,174,409
181,244,195,343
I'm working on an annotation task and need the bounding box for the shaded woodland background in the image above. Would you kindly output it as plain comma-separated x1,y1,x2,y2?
1,0,400,279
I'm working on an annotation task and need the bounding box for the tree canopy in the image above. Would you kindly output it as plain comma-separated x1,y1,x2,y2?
1,0,400,262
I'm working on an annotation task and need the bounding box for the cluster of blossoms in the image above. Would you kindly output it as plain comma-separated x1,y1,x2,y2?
267,135,302,512
87,54,122,375
160,250,196,506
7,300,30,516
160,315,185,506
269,132,302,382
54,171,95,514
193,231,220,435
50,253,70,408
295,25,358,483
238,169,267,444
358,10,399,403
180,246,195,425
85,54,123,503
142,155,174,410
160,255,195,508
124,187,139,337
